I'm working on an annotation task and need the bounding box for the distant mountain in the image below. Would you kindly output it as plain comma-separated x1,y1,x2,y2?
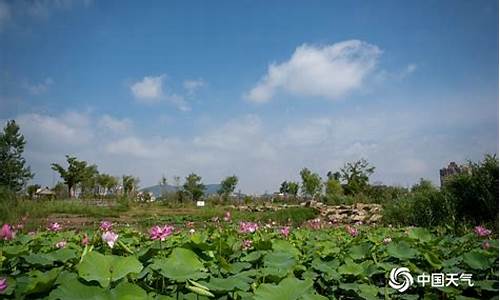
140,183,222,197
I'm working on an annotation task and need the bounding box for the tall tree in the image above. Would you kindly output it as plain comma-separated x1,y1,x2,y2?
218,175,238,200
122,175,139,196
183,173,205,201
97,173,118,196
287,182,299,197
340,158,375,195
51,155,92,198
300,168,323,199
0,120,34,191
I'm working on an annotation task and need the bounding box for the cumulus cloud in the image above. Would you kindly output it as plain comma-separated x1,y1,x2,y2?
246,40,381,103
25,77,54,95
130,74,190,111
130,75,165,102
6,91,497,194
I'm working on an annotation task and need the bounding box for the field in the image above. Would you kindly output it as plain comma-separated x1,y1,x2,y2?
0,210,498,299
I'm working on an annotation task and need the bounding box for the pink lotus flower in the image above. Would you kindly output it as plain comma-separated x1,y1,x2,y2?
242,239,253,250
0,277,7,293
280,226,290,238
0,224,15,241
48,222,62,232
223,211,232,222
346,225,359,237
102,231,118,248
482,240,491,250
100,221,112,232
306,218,322,230
383,237,392,244
55,240,67,248
149,225,174,241
239,222,259,233
82,234,89,246
474,226,491,237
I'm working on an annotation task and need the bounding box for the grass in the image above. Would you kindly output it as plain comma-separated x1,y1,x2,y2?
0,196,319,231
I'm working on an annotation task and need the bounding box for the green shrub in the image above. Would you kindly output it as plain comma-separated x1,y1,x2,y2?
383,179,454,227
444,154,498,225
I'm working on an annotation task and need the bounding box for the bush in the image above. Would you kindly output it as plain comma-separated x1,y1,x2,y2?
383,179,454,227
444,154,498,225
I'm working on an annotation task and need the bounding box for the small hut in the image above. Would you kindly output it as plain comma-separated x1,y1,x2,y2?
35,187,56,200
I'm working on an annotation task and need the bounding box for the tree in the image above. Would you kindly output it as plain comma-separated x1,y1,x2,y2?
52,182,68,199
27,184,41,199
122,175,139,196
159,175,168,197
80,164,99,197
444,154,499,224
0,120,34,192
326,171,341,181
51,155,94,198
183,173,205,201
279,181,299,198
287,182,299,197
279,181,289,194
325,178,343,198
218,175,238,200
299,168,322,199
340,158,375,195
97,174,118,197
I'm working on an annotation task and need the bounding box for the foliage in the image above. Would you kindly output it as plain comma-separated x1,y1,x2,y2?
365,185,408,204
299,168,322,199
218,176,238,199
122,175,139,196
340,158,375,195
0,222,497,299
279,181,299,198
0,120,34,192
26,184,41,199
444,154,499,225
183,173,205,201
51,156,95,198
324,178,343,201
383,179,454,227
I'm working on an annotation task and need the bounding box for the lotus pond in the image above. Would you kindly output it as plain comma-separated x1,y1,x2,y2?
0,219,498,299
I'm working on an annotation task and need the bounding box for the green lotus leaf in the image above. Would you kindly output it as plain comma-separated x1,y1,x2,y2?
78,252,143,288
254,277,314,300
150,247,207,282
462,250,491,270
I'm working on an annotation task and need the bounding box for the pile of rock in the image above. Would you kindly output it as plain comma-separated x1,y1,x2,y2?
303,200,383,224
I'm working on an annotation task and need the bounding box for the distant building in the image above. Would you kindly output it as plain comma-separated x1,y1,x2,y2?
35,187,56,199
439,162,468,187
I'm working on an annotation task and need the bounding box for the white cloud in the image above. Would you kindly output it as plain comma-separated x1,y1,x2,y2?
183,79,206,96
16,112,93,150
130,74,190,111
25,77,54,95
246,40,381,103
130,75,165,102
105,137,153,158
98,115,132,133
6,91,497,194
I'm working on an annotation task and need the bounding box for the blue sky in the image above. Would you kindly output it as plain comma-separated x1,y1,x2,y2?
0,0,498,193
